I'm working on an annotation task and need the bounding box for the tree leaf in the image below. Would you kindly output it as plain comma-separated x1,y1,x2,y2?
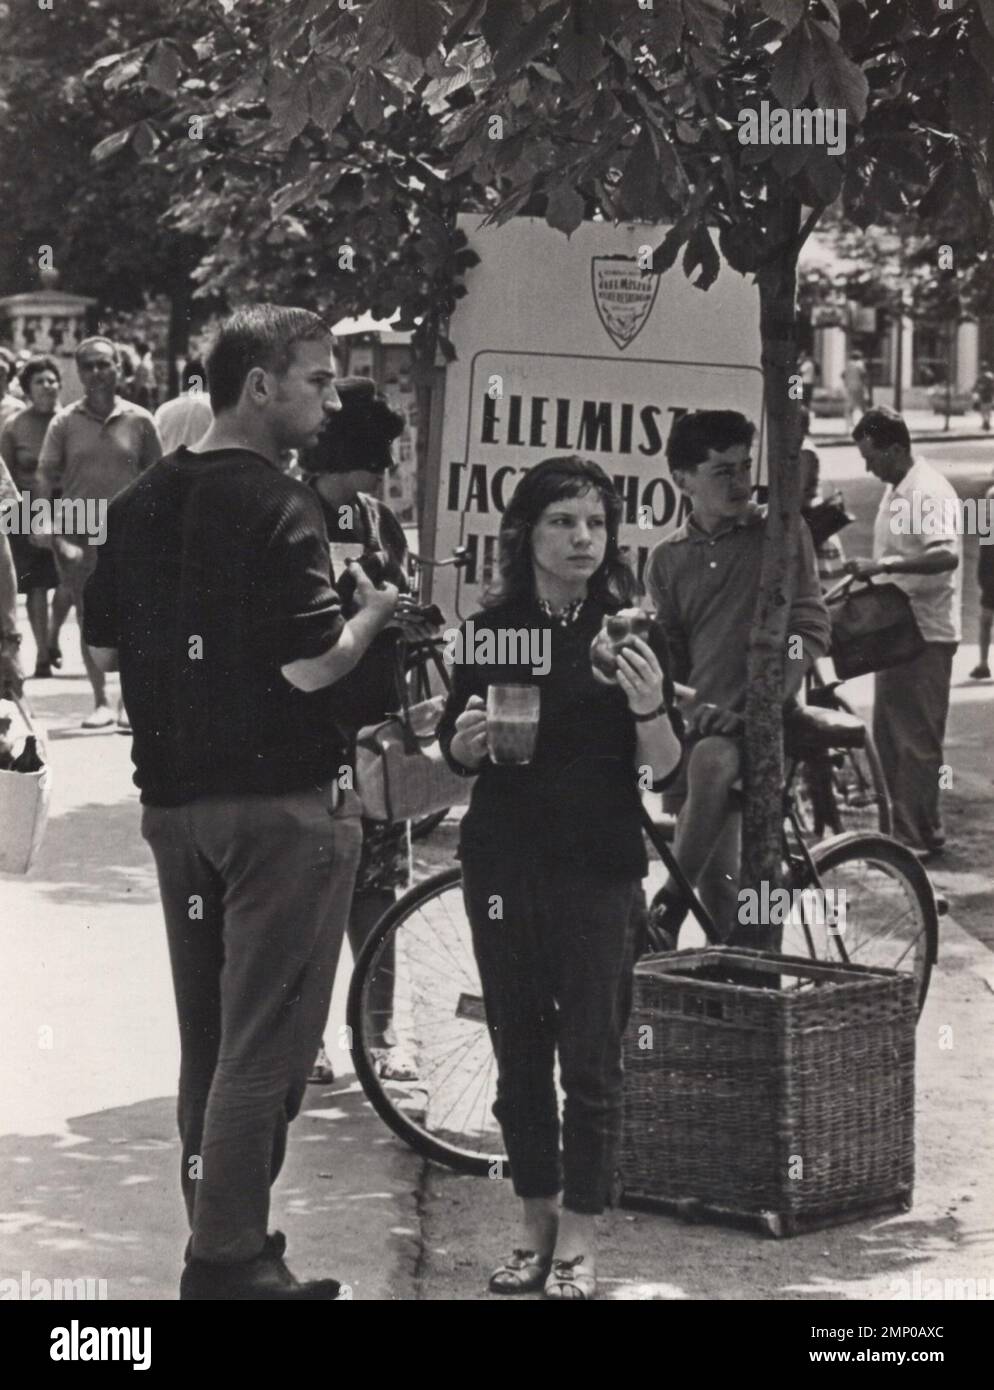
801,147,845,205
770,22,814,107
130,121,159,158
545,183,585,235
617,125,661,220
309,68,353,134
950,64,994,138
760,0,804,31
556,26,608,86
91,126,135,164
651,223,688,275
388,0,446,62
353,69,386,131
267,66,311,141
809,24,868,122
683,0,731,51
146,41,182,96
683,222,720,290
491,2,566,81
641,0,684,59
422,65,474,112
978,0,994,32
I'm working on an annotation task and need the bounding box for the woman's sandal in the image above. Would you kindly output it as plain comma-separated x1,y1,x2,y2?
544,1255,597,1301
488,1249,553,1295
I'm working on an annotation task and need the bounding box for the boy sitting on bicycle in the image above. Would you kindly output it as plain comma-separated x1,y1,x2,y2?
645,411,831,945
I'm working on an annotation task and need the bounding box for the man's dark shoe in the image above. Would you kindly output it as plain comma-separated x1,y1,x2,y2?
179,1230,342,1301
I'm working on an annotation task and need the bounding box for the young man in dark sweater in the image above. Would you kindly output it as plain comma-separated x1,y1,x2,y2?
83,306,398,1300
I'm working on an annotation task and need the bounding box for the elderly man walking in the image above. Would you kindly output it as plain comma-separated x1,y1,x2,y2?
843,407,962,857
36,336,161,728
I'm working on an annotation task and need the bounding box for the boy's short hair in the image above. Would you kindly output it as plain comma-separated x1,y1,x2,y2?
852,406,911,452
665,410,755,473
206,305,333,413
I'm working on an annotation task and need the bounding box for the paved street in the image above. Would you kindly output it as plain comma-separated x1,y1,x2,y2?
1,438,992,1299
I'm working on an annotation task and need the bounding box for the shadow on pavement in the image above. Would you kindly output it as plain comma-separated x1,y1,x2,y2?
27,796,159,908
0,1084,420,1302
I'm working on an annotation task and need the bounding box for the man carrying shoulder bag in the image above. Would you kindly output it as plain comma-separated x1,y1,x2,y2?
842,407,961,858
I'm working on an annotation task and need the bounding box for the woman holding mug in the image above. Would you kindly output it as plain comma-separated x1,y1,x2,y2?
437,456,683,1300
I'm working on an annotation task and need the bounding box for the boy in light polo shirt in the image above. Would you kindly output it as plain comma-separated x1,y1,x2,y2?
645,411,830,943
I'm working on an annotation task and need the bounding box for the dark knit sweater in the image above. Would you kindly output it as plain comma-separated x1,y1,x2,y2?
83,447,347,805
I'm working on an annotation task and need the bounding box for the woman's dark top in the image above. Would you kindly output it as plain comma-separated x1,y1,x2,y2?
436,595,683,879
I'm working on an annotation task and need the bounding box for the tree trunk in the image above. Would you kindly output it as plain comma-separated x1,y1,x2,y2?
739,201,805,948
167,279,192,400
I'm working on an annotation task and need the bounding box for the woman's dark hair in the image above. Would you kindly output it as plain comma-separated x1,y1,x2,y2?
205,304,333,413
484,455,637,609
18,355,61,395
301,377,405,475
665,410,755,473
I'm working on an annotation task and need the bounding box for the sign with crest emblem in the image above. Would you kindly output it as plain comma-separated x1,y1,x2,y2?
591,256,661,350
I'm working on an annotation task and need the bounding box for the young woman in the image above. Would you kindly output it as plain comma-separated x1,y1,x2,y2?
437,457,683,1300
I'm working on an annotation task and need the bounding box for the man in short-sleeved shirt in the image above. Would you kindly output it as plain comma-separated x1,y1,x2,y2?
844,408,961,855
36,336,161,727
83,306,398,1300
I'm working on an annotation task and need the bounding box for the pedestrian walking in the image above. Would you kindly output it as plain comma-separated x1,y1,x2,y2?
0,356,72,677
0,348,24,434
798,421,849,592
971,362,994,431
969,476,994,680
842,350,869,430
130,339,159,411
0,456,26,698
843,406,962,856
153,360,213,453
300,377,423,1085
798,351,817,408
82,304,399,1300
35,336,161,728
438,457,683,1300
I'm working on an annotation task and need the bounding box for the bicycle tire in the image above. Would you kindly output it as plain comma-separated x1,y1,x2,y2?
804,678,892,836
794,831,938,1014
347,866,507,1176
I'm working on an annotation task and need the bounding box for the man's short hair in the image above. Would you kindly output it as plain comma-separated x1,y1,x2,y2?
665,410,756,473
75,335,120,364
852,406,911,452
205,305,333,413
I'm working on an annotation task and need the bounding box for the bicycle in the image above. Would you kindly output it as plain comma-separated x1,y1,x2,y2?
347,699,940,1176
396,546,468,841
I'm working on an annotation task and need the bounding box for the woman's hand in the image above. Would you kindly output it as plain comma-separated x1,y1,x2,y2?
450,694,488,770
616,637,665,717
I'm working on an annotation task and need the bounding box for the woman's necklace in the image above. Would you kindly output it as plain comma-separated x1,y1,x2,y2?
537,595,586,628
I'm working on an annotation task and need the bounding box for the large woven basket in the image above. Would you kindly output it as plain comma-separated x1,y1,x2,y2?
619,948,916,1236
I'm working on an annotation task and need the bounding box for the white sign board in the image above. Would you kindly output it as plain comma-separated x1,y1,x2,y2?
425,215,765,622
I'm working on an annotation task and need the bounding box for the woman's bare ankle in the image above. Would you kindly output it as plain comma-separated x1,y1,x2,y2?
520,1196,559,1254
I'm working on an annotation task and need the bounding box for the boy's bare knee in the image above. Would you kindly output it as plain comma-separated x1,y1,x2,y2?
689,735,742,785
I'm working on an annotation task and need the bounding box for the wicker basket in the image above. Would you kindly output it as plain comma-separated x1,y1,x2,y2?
619,948,916,1236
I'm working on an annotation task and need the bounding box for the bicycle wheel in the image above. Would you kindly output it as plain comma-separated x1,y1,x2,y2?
347,867,508,1175
805,683,892,836
780,832,937,1014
